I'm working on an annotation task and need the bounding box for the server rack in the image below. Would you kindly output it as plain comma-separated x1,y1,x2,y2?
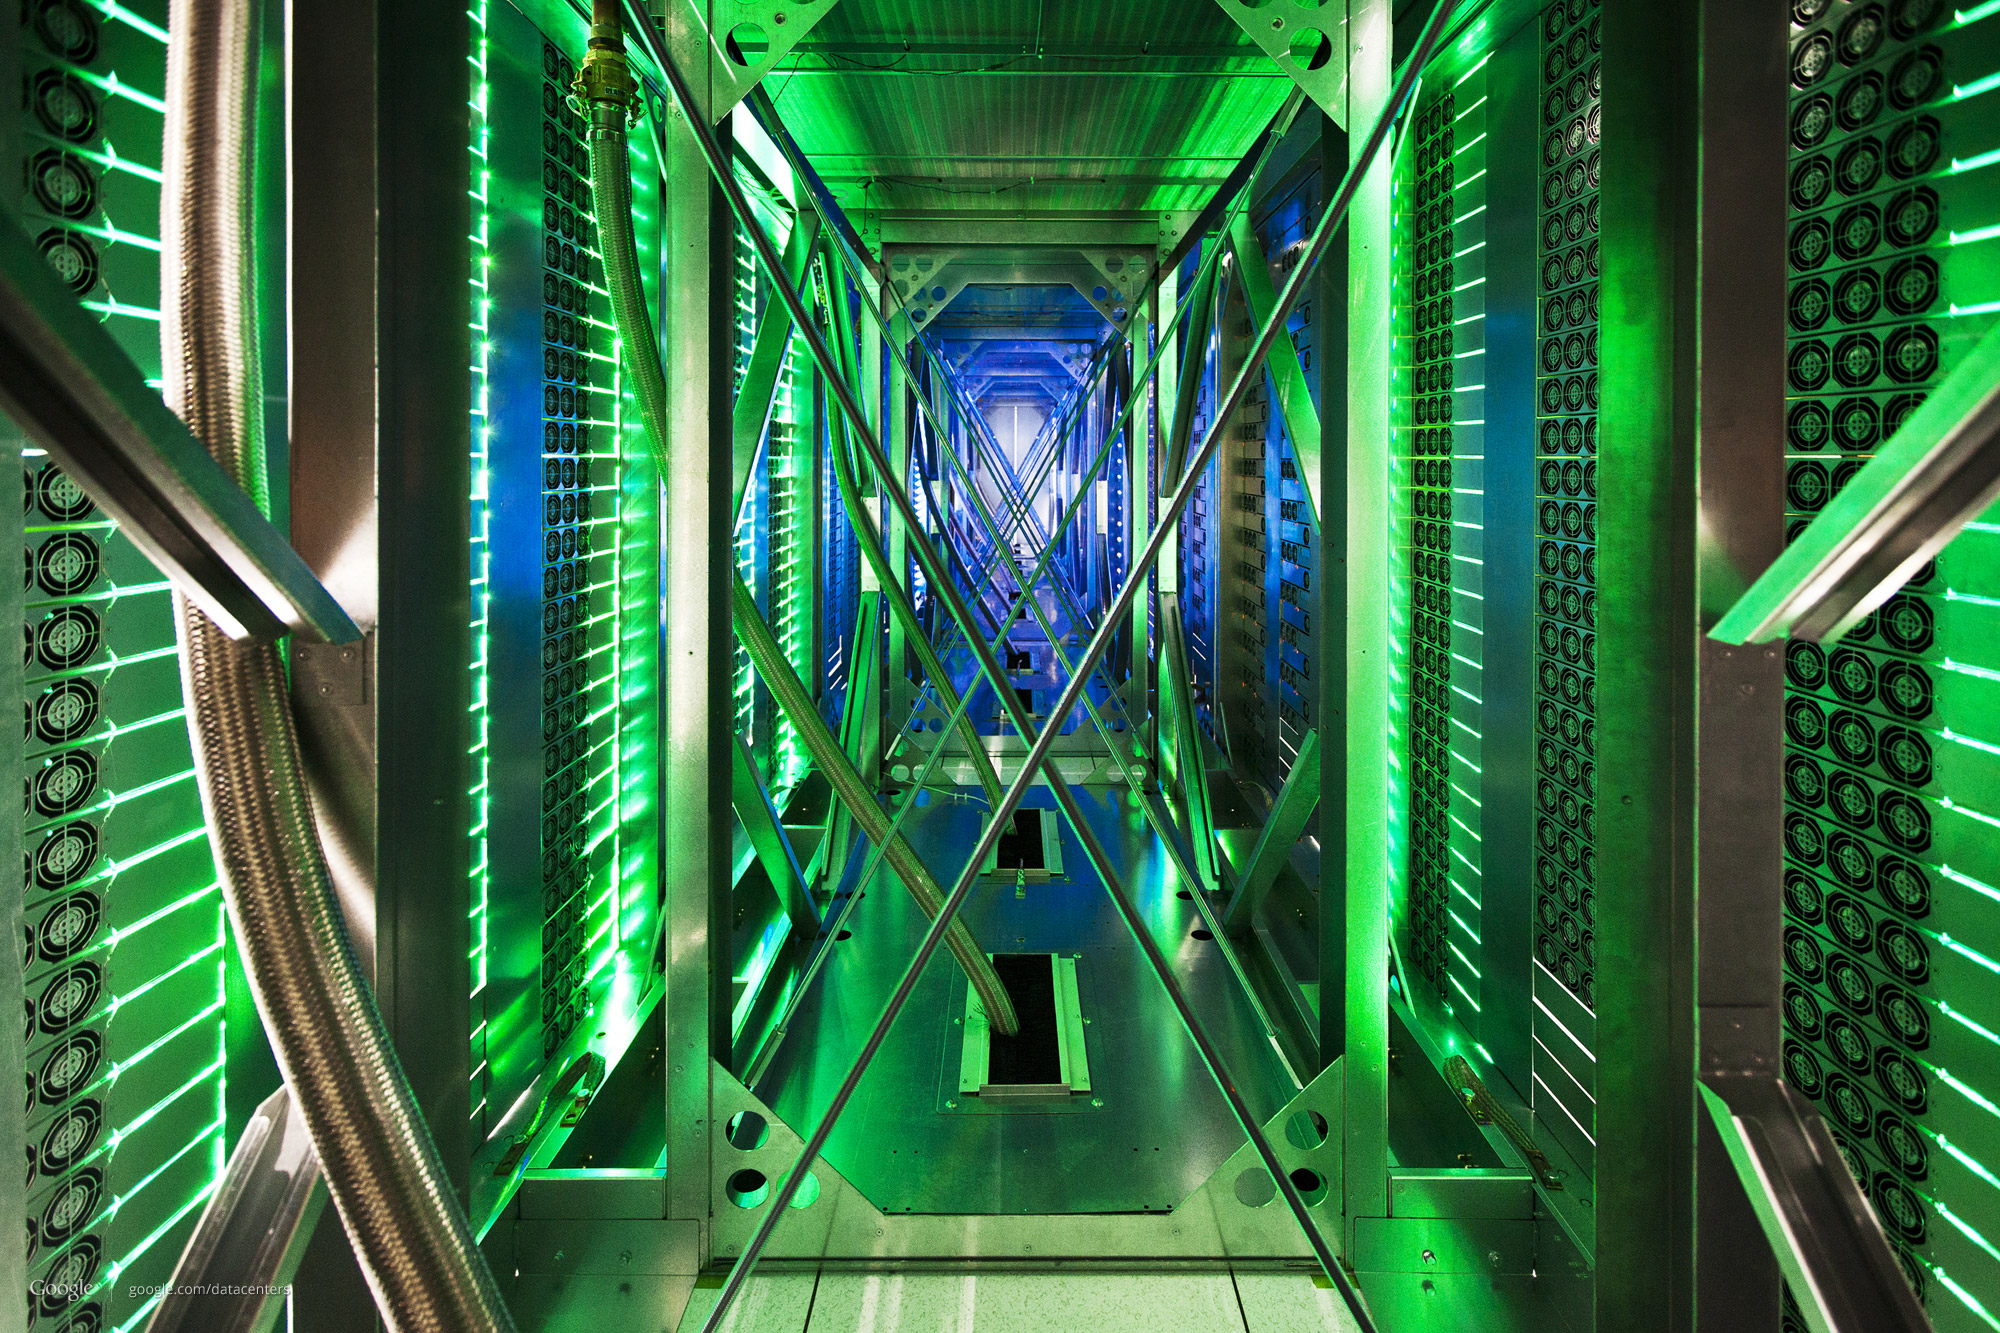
1775,3,2000,1325
8,5,231,1328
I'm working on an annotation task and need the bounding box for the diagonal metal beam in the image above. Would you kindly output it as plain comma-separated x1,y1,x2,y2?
1699,1075,1930,1333
819,253,1008,809
1712,317,2000,645
824,593,881,876
1222,728,1322,936
731,211,820,518
630,1,1459,1323
1164,254,1219,488
747,426,1126,1086
731,731,819,938
1228,206,1324,526
0,199,358,645
845,183,1311,1079
777,44,1309,1089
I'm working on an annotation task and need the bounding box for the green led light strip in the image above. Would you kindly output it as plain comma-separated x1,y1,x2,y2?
466,0,493,1128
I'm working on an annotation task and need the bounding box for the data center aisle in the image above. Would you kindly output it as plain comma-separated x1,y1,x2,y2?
753,782,1297,1217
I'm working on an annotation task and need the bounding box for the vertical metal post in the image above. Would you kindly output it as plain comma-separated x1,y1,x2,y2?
1150,262,1179,770
885,309,914,731
1340,0,1393,1243
659,99,734,1242
1478,18,1542,1108
286,0,473,1323
1596,3,1702,1328
1128,299,1152,727
1692,3,1790,1331
1315,98,1349,1080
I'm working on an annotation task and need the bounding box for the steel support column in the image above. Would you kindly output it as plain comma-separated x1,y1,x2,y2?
1340,0,1393,1245
658,107,735,1242
286,0,475,1320
1690,3,1790,1331
1596,2,1702,1327
884,309,914,729
1127,288,1154,738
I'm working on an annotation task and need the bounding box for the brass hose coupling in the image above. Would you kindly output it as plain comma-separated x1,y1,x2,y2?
574,6,640,125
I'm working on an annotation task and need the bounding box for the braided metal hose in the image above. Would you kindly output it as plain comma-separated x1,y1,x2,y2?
161,1,514,1328
577,4,1018,1034
819,289,1006,811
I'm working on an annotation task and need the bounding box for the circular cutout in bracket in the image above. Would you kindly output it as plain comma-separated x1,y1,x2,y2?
1234,1167,1277,1208
725,23,769,66
1289,28,1333,71
726,1110,769,1151
1284,1108,1330,1151
726,1168,769,1208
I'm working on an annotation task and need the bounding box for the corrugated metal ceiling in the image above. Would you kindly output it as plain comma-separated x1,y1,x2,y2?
764,0,1298,221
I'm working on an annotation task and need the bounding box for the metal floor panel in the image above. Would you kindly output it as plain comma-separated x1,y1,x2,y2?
754,783,1296,1217
676,1272,1264,1333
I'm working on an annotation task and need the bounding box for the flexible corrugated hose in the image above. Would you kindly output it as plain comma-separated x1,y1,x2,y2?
161,1,515,1328
577,2,1018,1034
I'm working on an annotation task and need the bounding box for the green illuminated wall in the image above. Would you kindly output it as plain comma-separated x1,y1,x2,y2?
1781,3,2000,1327
1392,58,1493,1035
731,150,816,806
471,0,661,1141
14,3,228,1327
727,120,818,1042
1529,0,1601,1184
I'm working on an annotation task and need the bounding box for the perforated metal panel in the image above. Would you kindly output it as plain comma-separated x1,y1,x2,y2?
1527,0,1602,1183
477,0,662,1139
12,4,228,1327
1780,2,2000,1325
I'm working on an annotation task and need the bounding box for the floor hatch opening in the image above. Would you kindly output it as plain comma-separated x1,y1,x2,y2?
959,953,1090,1099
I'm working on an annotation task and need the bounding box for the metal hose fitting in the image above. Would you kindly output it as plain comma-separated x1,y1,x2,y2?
161,1,515,1328
577,3,1018,1034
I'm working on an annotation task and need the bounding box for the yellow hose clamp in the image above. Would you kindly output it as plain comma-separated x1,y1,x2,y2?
574,51,640,125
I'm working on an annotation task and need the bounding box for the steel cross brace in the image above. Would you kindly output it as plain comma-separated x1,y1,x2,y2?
626,1,1459,1323
893,223,1248,804
942,336,1113,621
896,108,1302,668
625,19,1389,1333
1226,207,1325,528
731,731,820,937
815,250,1010,810
834,190,1311,1070
745,409,1142,1088
863,260,1306,1085
853,237,1241,885
731,211,820,518
813,210,1165,773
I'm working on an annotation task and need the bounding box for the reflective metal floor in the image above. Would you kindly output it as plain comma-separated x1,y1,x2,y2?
754,782,1297,1216
676,1271,1363,1333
